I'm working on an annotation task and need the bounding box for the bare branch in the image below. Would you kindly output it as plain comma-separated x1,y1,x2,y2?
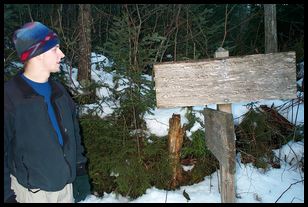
275,179,304,203
27,5,33,22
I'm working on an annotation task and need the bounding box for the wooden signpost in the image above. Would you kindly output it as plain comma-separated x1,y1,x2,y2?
203,107,236,202
153,49,296,203
212,49,235,203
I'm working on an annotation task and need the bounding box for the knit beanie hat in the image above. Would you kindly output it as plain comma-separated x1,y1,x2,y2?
13,21,60,62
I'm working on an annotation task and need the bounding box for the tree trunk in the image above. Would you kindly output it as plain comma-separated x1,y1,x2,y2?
168,114,185,188
237,4,249,54
50,4,62,30
264,4,278,53
77,4,92,85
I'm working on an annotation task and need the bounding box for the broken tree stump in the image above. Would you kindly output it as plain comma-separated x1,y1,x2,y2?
168,114,185,188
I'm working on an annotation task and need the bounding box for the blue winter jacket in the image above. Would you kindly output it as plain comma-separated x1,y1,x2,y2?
4,74,87,202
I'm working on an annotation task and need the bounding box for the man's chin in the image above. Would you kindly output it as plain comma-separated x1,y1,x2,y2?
50,70,60,74
51,67,61,73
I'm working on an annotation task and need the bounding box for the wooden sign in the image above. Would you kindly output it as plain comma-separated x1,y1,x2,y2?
203,108,235,173
154,51,296,108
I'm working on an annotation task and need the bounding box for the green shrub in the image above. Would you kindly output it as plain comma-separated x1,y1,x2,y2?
80,115,173,199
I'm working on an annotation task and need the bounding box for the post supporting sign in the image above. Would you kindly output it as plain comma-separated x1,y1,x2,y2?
203,108,235,173
204,108,235,202
153,49,297,203
212,48,235,203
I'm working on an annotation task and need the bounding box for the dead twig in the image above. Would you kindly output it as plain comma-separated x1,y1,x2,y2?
275,179,304,203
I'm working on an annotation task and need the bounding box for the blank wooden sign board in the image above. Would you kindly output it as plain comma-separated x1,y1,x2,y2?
154,51,296,108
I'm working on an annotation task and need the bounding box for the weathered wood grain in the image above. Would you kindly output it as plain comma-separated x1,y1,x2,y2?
203,108,236,173
154,52,296,108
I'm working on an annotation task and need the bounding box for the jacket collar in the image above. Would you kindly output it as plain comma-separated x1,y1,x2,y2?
14,72,64,99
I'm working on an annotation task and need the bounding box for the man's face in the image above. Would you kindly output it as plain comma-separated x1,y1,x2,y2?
40,44,65,73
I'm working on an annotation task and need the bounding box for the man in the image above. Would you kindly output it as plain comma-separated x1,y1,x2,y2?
4,21,90,203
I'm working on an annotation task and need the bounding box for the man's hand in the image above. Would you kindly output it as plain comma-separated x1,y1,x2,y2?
73,174,91,202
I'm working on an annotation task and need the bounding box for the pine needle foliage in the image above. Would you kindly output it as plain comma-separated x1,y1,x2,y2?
181,130,208,159
79,115,125,195
188,155,219,185
180,129,219,185
184,107,202,132
80,115,173,199
142,135,173,189
102,9,158,130
113,156,151,199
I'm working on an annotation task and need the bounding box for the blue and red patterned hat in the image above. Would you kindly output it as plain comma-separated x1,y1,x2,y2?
13,21,59,62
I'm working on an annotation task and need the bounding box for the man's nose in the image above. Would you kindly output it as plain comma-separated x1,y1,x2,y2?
58,49,65,59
